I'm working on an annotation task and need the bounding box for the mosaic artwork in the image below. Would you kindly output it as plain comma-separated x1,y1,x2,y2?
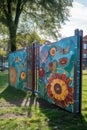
38,33,82,113
9,30,82,113
9,49,27,91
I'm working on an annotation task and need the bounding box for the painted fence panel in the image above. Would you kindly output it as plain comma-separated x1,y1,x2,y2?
38,31,82,113
8,29,82,114
9,49,28,91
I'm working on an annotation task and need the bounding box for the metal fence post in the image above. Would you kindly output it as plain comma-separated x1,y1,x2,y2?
79,30,83,114
32,43,35,95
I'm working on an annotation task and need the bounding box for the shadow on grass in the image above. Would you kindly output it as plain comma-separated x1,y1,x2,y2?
0,86,87,130
0,85,27,106
23,94,87,130
0,71,87,129
22,95,87,130
36,98,87,130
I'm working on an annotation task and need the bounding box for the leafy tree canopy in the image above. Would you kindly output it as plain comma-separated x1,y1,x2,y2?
16,31,45,49
0,0,73,52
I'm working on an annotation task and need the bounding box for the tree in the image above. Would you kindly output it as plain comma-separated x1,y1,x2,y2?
0,0,73,52
16,31,44,49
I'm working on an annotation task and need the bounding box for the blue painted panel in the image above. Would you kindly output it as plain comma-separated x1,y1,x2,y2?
38,35,81,113
9,49,27,91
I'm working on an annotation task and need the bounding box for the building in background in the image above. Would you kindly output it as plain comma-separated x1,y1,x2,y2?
82,36,87,69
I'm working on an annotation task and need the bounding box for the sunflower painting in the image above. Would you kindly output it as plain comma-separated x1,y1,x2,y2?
9,49,27,90
9,67,17,86
46,73,74,108
20,71,26,80
38,34,82,113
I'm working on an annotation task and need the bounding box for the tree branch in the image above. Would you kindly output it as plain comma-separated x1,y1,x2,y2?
14,0,22,25
14,0,29,25
7,0,11,14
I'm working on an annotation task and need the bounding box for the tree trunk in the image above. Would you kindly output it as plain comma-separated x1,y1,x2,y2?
8,23,17,52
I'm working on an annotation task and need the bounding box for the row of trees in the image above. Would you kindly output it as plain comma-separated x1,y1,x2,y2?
0,0,73,52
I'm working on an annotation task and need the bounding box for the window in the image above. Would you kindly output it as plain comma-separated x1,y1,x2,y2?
84,44,87,49
83,54,87,58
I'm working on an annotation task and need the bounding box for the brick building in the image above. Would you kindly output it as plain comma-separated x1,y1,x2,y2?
82,36,87,69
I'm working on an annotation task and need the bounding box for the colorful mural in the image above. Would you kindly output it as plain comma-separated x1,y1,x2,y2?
38,30,82,113
9,49,27,91
8,29,82,114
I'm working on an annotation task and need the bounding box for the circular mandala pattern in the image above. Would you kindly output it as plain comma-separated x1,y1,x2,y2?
46,73,74,107
9,67,16,85
20,71,26,80
50,47,56,56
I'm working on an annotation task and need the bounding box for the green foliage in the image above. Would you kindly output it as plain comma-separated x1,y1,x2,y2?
18,0,73,40
0,50,7,56
0,38,9,56
0,0,73,52
16,31,42,49
0,23,8,37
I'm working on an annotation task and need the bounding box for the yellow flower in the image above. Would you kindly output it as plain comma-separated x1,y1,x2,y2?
50,79,68,101
20,71,26,80
9,67,16,85
46,73,74,108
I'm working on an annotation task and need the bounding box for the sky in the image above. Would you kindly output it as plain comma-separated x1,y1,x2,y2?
60,0,87,38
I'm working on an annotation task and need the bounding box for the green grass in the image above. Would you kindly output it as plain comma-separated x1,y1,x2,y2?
0,71,8,92
0,71,87,130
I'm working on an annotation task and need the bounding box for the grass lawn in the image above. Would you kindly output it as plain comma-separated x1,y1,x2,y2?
0,70,87,130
